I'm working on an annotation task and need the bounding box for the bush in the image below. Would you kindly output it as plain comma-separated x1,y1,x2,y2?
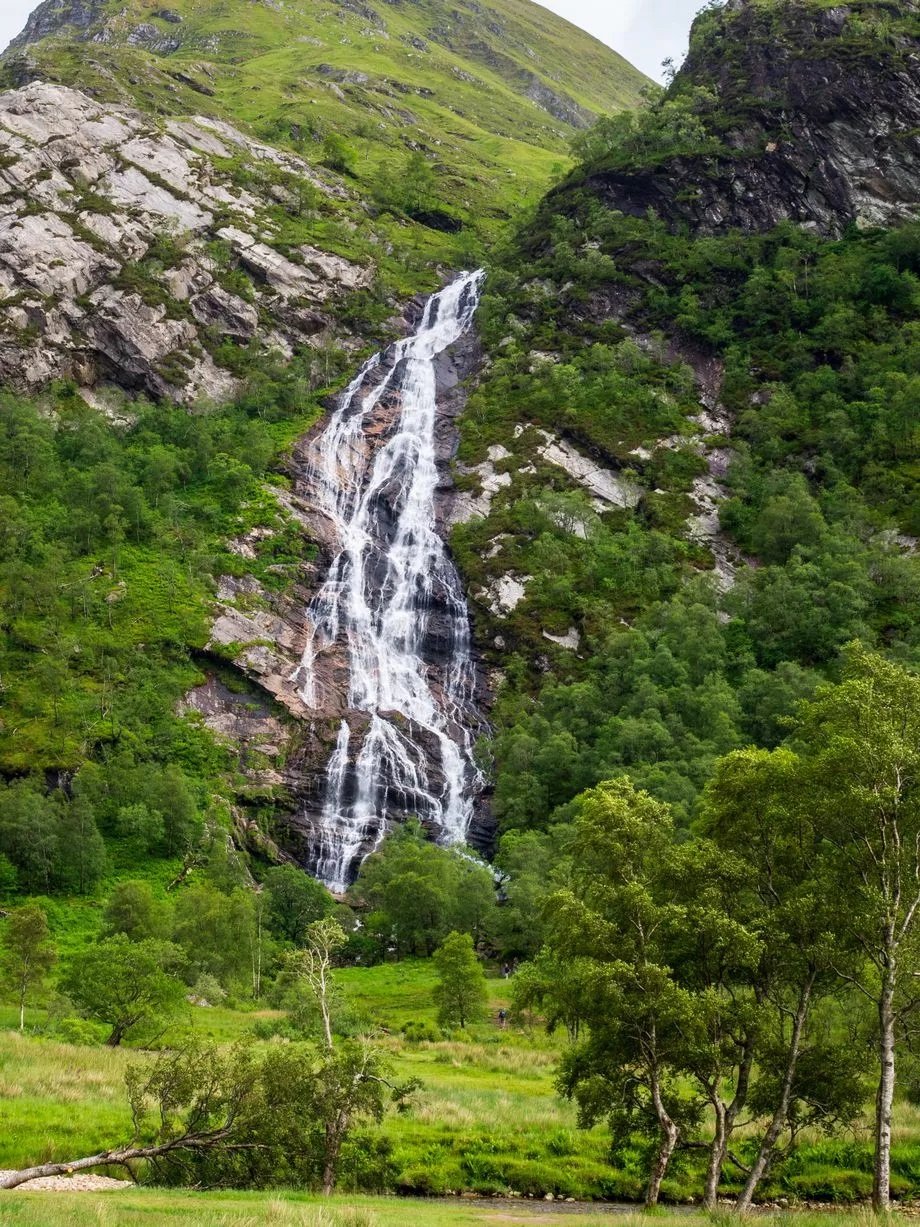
55,1017,106,1046
401,1020,441,1044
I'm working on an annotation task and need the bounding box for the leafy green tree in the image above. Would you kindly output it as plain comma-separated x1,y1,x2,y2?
264,865,334,945
172,884,256,992
103,881,172,942
699,744,858,1209
1,903,56,1030
351,821,495,957
0,780,61,893
792,645,920,1211
432,931,488,1030
115,804,164,856
281,918,347,1052
538,779,699,1207
271,918,416,1192
58,796,106,895
320,132,355,175
0,1037,414,1194
0,854,17,899
62,935,185,1046
491,827,569,960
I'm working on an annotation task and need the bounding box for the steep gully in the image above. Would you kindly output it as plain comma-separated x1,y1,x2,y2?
192,269,740,886
290,271,487,892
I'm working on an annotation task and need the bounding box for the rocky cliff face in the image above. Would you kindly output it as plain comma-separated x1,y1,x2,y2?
7,1,108,50
586,0,920,236
0,81,368,403
186,297,494,872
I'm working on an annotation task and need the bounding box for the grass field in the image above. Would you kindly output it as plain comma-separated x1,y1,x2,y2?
0,1196,899,1227
2,961,920,1206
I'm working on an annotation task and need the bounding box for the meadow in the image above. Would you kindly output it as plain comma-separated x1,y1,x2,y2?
3,961,920,1207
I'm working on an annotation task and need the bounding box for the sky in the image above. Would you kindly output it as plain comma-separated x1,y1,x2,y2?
0,0,702,79
540,0,704,80
1,2,36,54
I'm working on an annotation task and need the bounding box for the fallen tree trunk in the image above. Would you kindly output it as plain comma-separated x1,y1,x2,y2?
0,1130,237,1190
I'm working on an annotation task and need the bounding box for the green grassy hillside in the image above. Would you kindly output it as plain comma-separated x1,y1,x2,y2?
2,0,650,241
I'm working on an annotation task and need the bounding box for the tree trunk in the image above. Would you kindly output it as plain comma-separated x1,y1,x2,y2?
0,1130,232,1190
704,1099,727,1210
646,1071,679,1208
18,988,25,1032
736,972,815,1212
873,962,897,1213
704,1028,756,1208
106,1024,126,1048
322,1115,347,1196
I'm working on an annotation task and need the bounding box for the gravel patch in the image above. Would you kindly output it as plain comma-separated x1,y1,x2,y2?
0,1171,129,1192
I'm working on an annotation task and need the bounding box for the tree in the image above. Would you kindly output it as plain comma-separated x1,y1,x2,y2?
305,1037,408,1194
264,865,334,946
0,1036,414,1193
62,935,186,1046
1,903,56,1030
320,132,355,175
0,853,17,900
275,918,417,1192
700,744,859,1209
57,795,107,895
666,837,763,1208
794,646,920,1211
103,881,172,942
282,918,347,1052
172,884,256,992
491,827,568,960
538,779,698,1207
432,931,488,1030
351,821,495,957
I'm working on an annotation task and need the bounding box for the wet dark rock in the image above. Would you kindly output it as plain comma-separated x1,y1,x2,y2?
584,2,920,237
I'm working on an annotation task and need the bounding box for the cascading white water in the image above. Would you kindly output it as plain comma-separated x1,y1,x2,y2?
292,270,486,892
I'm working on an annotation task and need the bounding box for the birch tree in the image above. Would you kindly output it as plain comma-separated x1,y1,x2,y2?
540,779,699,1207
700,746,845,1210
797,645,920,1212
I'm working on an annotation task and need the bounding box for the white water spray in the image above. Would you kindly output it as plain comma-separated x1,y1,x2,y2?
292,271,486,891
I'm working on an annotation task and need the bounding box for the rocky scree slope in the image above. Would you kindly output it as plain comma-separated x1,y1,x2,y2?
582,0,920,236
0,80,377,402
1,0,650,234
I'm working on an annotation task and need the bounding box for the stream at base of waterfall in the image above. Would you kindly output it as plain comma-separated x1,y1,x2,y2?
292,271,486,892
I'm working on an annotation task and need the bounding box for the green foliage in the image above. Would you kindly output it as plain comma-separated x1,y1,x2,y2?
103,880,172,942
0,779,106,896
466,175,920,842
569,86,724,170
173,884,260,993
62,934,187,1047
1,903,57,1030
0,379,326,898
263,865,335,946
432,932,488,1030
350,822,495,958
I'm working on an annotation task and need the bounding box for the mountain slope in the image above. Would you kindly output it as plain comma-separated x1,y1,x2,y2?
576,0,920,235
2,0,650,235
449,0,920,836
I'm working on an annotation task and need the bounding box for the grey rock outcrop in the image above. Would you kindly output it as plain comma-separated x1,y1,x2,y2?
5,1,107,51
584,2,920,237
0,81,369,402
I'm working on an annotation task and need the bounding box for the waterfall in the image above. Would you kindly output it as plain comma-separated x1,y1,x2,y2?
292,270,486,892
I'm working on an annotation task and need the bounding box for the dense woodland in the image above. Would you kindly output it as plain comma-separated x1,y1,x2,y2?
2,0,920,1211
